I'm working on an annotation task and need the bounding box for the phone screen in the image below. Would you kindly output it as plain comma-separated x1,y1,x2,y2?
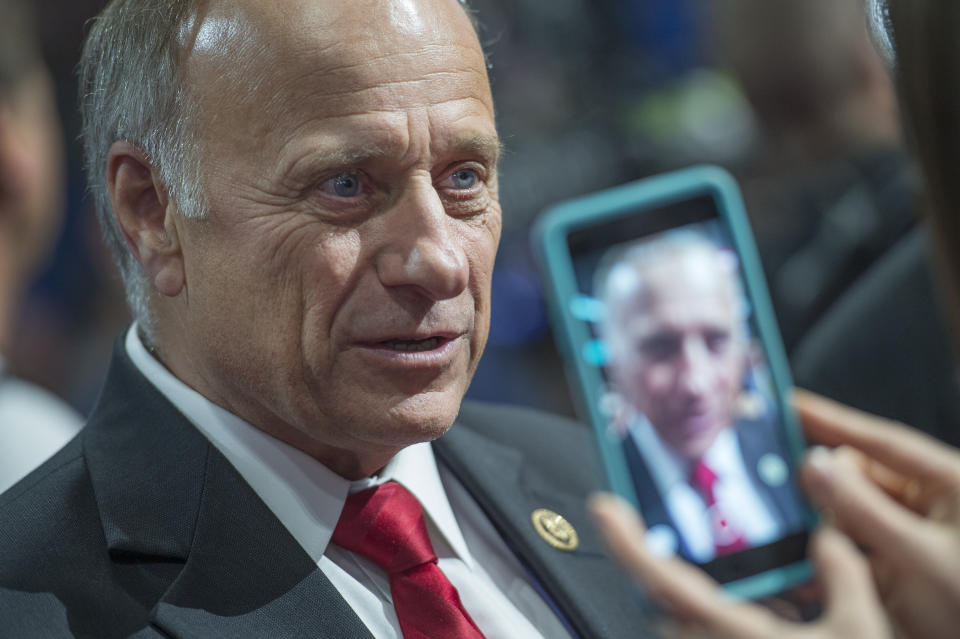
565,194,810,584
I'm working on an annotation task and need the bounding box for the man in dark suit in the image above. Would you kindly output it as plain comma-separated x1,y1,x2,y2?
0,0,650,637
598,231,807,563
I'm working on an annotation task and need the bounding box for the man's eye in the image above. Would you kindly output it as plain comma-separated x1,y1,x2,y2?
705,330,730,354
447,168,480,190
640,336,679,360
320,173,362,198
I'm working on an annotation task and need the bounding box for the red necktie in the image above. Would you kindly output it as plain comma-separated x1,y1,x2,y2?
691,459,749,556
331,481,487,639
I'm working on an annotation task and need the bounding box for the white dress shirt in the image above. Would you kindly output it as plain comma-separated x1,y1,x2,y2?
632,418,780,562
0,357,83,494
125,326,572,639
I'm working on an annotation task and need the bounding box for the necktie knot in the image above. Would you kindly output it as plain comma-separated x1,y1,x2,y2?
332,481,437,574
692,458,720,505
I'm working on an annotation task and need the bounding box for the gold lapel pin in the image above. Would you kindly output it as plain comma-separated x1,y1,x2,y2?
531,508,579,551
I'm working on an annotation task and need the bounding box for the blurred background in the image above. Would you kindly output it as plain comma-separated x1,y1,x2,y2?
14,0,949,440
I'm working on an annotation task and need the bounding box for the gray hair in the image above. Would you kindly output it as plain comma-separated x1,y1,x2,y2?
79,0,207,342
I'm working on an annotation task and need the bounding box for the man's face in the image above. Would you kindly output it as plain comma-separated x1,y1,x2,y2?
609,247,747,460
161,0,500,477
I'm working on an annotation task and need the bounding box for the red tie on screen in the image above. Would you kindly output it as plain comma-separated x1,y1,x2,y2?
691,459,749,556
331,481,487,639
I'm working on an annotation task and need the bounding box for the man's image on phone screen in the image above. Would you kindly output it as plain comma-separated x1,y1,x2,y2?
594,228,808,564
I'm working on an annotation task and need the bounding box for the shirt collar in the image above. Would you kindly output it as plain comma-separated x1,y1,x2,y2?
124,324,475,568
632,417,688,494
702,426,742,478
632,418,740,490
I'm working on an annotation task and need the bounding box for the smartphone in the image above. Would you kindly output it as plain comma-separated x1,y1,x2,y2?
533,165,816,599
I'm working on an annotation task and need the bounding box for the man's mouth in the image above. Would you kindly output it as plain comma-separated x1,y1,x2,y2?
353,333,462,369
380,337,444,352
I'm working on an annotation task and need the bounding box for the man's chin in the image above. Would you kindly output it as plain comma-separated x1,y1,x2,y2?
663,421,727,460
282,390,464,478
380,389,464,443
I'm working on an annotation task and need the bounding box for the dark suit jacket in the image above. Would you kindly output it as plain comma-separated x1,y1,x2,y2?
0,341,653,638
622,417,808,560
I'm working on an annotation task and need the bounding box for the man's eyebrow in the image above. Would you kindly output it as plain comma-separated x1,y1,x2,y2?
299,134,502,172
313,144,395,167
450,134,503,164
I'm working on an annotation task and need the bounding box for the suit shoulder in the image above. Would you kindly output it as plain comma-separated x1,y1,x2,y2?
456,399,589,446
0,435,100,564
454,400,596,481
0,434,85,509
0,433,158,637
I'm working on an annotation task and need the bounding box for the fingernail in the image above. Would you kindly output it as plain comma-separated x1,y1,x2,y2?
806,446,833,483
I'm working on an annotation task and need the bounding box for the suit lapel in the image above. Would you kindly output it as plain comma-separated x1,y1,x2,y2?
435,416,656,639
621,432,696,558
622,433,668,528
736,419,808,530
149,450,374,639
84,340,374,639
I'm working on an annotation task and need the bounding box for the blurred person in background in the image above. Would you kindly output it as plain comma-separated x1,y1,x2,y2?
722,0,960,453
593,1,960,637
0,0,82,494
718,0,915,352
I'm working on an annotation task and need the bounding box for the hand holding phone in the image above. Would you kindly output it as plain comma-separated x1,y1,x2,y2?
589,493,892,639
591,390,960,638
798,391,960,639
534,166,815,598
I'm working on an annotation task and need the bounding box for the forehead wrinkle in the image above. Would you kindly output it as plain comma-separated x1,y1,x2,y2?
277,98,497,164
266,72,490,119
291,42,484,79
264,59,490,113
253,57,491,143
297,95,494,125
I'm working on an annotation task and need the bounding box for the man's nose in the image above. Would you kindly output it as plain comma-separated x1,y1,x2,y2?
375,181,469,301
677,339,711,396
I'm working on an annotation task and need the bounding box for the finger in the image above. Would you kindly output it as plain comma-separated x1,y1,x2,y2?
811,527,881,612
810,527,891,637
802,446,932,562
794,390,960,484
589,493,782,639
858,455,937,514
810,446,942,516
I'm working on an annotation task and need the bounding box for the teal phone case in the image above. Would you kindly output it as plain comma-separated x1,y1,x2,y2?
533,165,815,600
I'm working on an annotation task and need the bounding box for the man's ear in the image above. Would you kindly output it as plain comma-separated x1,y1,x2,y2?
107,141,185,298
